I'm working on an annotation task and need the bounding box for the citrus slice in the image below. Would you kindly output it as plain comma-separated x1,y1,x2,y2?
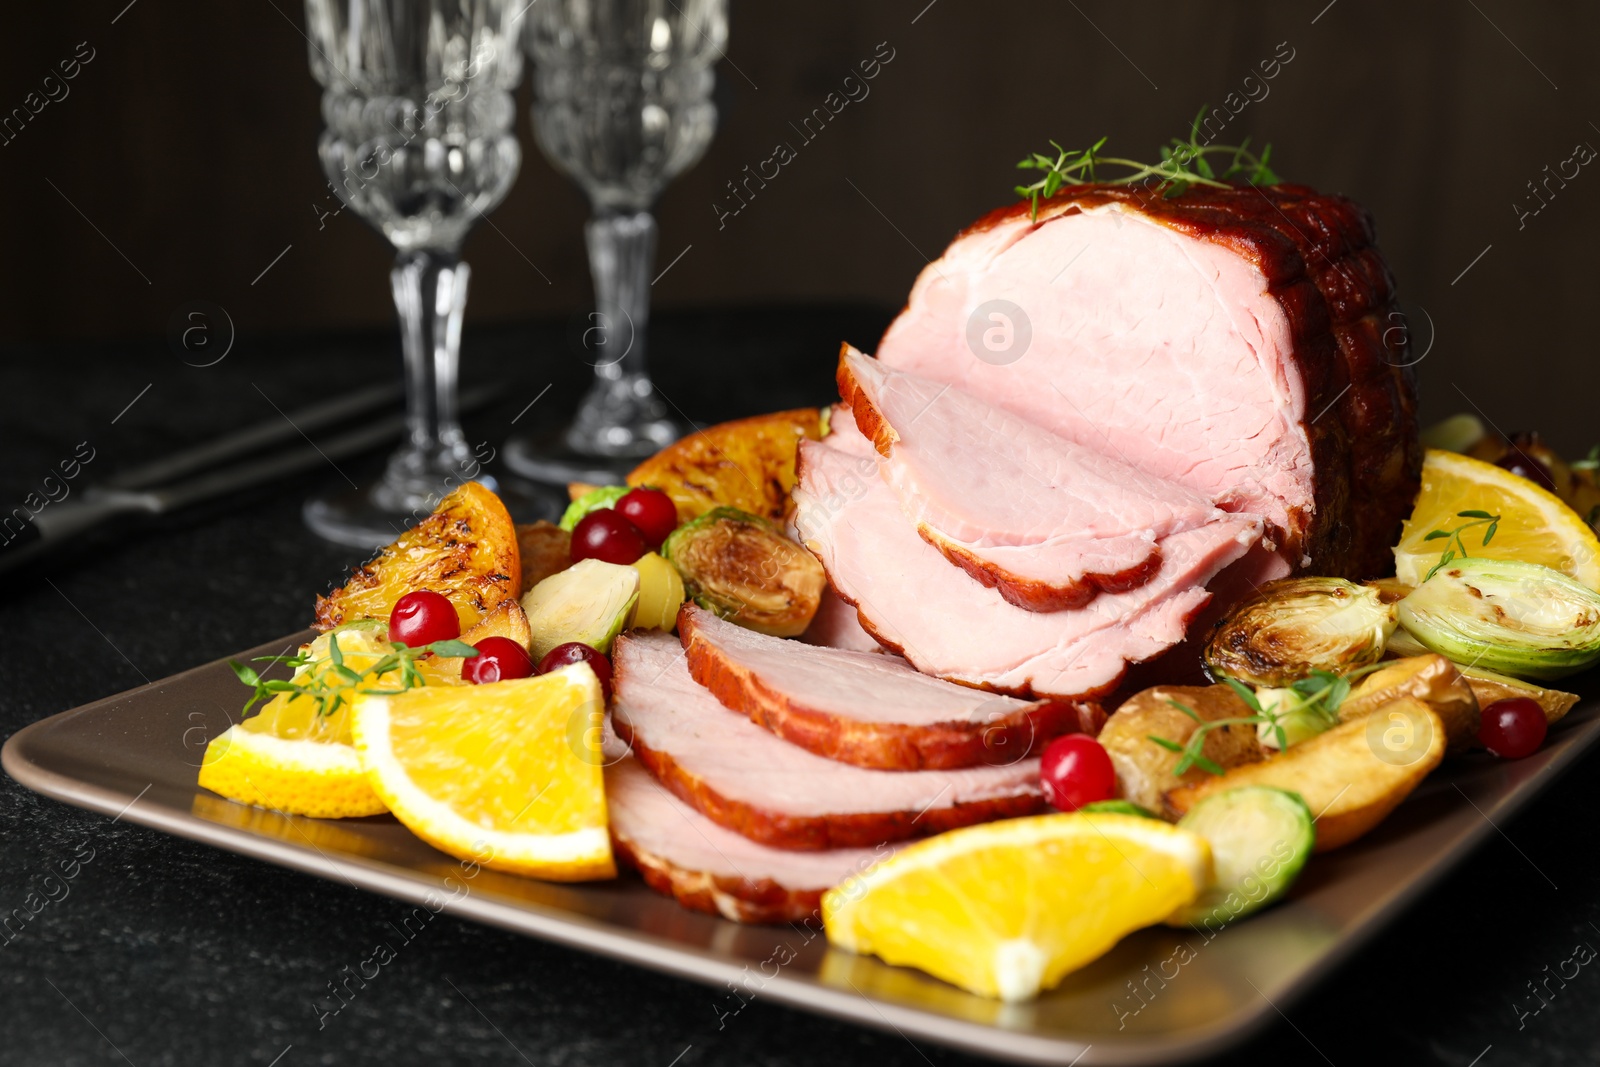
822,813,1210,1001
351,665,614,881
1395,449,1600,591
314,480,522,633
197,626,460,819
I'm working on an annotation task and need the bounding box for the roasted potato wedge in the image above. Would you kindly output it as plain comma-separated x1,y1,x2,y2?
1339,654,1479,751
1098,685,1267,815
1167,698,1445,852
626,408,826,524
516,521,572,594
314,481,520,633
1458,665,1579,725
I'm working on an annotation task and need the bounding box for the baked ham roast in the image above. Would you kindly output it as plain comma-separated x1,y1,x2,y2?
875,184,1419,579
795,182,1419,699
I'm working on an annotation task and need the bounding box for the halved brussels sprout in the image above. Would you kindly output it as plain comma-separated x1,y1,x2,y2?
1204,577,1397,687
1396,557,1600,681
662,507,825,637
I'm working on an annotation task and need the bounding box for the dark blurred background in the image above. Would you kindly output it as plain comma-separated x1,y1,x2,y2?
3,0,1596,447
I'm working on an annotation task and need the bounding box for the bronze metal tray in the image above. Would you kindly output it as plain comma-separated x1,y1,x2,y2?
6,630,1594,1065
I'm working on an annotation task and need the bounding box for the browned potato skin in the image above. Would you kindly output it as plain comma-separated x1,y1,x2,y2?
1167,698,1446,852
515,521,572,594
1459,666,1579,725
1340,654,1479,752
1098,685,1266,816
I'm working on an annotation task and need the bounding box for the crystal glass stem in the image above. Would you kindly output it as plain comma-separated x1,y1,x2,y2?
372,249,477,513
564,210,679,457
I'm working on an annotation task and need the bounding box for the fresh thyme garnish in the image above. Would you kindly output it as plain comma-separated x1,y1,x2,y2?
228,632,478,718
1146,667,1379,776
1421,509,1501,582
1015,108,1280,220
1572,445,1600,472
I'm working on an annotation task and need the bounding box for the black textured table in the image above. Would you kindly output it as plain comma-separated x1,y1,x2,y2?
2,309,1597,1067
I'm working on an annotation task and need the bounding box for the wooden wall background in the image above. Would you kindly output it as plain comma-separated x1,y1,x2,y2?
3,0,1596,451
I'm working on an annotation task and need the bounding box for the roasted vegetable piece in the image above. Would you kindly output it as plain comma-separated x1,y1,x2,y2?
662,507,825,637
1458,665,1578,726
629,551,686,631
520,558,640,659
626,408,826,524
1397,558,1600,681
1166,786,1314,930
516,521,573,594
314,481,520,633
1166,698,1445,852
1338,654,1480,752
1097,685,1266,816
1204,577,1396,687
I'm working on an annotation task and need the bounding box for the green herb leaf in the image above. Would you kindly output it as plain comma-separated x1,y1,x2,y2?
1166,698,1203,723
1146,735,1187,754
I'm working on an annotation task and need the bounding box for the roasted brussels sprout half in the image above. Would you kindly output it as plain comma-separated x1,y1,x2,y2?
1396,557,1600,681
1204,577,1397,687
662,507,825,637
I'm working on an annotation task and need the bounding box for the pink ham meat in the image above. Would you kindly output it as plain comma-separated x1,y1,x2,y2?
609,631,1046,850
607,756,893,924
798,586,887,654
792,417,1262,700
874,185,1420,580
678,602,1094,770
839,344,1238,611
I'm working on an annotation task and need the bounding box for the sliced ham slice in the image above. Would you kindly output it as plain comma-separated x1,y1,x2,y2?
607,756,892,924
792,418,1262,699
678,602,1093,770
839,344,1237,611
610,631,1045,850
798,585,887,654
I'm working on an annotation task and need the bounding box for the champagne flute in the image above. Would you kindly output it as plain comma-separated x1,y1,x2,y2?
301,0,524,547
504,0,726,484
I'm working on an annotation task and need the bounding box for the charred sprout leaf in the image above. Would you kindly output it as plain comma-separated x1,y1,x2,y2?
662,507,825,637
521,558,640,659
1397,557,1600,681
1014,108,1280,218
1204,577,1396,688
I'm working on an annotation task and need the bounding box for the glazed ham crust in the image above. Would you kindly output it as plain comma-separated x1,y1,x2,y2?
935,184,1420,579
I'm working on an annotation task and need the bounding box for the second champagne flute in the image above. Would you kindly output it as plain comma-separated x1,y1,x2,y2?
505,0,727,485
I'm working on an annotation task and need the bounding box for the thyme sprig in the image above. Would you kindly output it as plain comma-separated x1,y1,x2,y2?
1015,108,1280,220
228,633,478,719
1147,666,1380,776
1422,509,1501,582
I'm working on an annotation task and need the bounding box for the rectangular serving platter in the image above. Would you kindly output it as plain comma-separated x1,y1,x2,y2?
6,629,1598,1065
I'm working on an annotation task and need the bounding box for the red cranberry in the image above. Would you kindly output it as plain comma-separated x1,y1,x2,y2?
616,487,679,548
461,636,534,685
1479,697,1547,758
388,590,460,647
571,510,648,566
538,642,613,701
1039,734,1116,812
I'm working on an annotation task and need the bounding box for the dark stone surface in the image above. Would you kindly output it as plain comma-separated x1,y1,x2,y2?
2,308,1598,1066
